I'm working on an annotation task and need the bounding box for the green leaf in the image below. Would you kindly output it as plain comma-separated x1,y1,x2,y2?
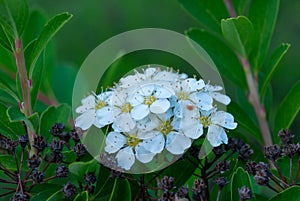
178,0,228,34
30,184,63,201
269,186,300,201
260,43,290,101
232,0,251,16
38,104,71,140
274,81,300,135
0,103,24,139
0,82,20,103
221,16,254,57
0,0,29,38
108,179,131,201
25,12,72,75
46,189,65,201
69,159,99,179
0,24,12,51
231,167,255,201
7,106,24,122
186,28,247,89
74,191,88,201
227,102,261,142
248,0,280,70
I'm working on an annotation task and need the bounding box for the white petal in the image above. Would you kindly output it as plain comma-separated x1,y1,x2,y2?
180,114,203,139
144,68,157,77
166,132,191,155
154,86,173,98
150,99,170,114
75,109,95,130
190,92,213,111
76,95,95,113
97,91,113,101
207,124,227,147
116,147,135,170
210,92,231,105
154,71,178,81
141,134,165,153
131,104,149,120
96,107,114,126
206,84,223,91
138,84,155,96
136,115,159,132
190,79,205,91
129,93,144,106
105,132,127,153
135,144,156,163
119,74,144,88
211,111,237,129
115,113,136,132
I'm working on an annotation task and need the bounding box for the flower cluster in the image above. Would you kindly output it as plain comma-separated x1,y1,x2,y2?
75,67,237,170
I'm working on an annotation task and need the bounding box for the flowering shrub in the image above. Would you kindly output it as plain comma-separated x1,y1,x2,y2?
0,0,299,201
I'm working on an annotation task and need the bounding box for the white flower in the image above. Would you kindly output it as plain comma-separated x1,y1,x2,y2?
139,114,191,155
180,108,237,147
205,84,231,105
75,92,113,130
174,78,213,117
129,84,174,120
104,129,155,170
111,89,136,132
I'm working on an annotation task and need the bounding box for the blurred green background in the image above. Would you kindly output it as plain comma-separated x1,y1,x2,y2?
25,0,300,131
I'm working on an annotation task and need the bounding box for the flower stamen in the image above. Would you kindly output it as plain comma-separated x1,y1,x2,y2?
127,135,140,147
95,100,106,110
200,116,211,128
121,102,132,113
144,95,156,105
159,120,173,135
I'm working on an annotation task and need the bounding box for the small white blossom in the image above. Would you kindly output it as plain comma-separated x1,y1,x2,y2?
180,108,237,147
75,92,113,130
129,84,174,120
105,129,155,170
205,84,231,105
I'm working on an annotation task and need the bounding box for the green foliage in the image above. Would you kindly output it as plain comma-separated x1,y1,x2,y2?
221,16,254,57
274,81,300,135
268,186,300,201
230,167,255,201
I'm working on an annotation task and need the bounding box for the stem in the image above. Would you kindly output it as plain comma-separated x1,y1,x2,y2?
216,187,222,201
222,0,273,147
290,156,293,185
239,56,273,146
223,0,236,17
271,159,287,183
267,184,279,193
295,154,300,184
14,38,37,156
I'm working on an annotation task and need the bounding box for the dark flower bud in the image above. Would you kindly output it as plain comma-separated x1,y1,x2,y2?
27,154,40,169
264,144,282,161
11,192,30,201
227,138,245,151
30,170,44,184
18,135,28,148
52,152,64,163
50,123,65,137
56,165,69,177
58,132,71,142
1,137,18,151
238,144,253,160
215,177,228,188
74,143,87,158
176,186,189,199
245,161,257,175
278,129,294,145
159,176,175,191
282,143,297,157
158,191,175,201
296,142,300,154
87,185,95,194
33,136,47,152
188,146,200,158
51,139,64,153
239,186,252,200
254,162,270,186
63,182,76,198
216,161,230,173
213,145,226,156
192,179,206,200
70,128,83,144
84,172,97,185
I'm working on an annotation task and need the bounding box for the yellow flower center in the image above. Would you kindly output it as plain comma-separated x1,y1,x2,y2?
95,100,107,110
121,102,132,113
159,120,173,135
127,135,140,147
199,116,211,128
177,91,189,100
144,95,156,105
